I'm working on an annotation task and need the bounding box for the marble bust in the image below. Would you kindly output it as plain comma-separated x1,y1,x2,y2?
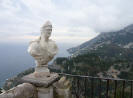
28,21,58,77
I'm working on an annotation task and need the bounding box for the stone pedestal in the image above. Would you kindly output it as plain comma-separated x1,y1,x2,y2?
34,66,50,78
21,73,59,98
38,86,53,98
22,73,59,87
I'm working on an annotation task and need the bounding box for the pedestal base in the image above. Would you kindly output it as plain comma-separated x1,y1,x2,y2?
21,72,59,98
21,73,59,87
37,86,53,98
34,66,50,78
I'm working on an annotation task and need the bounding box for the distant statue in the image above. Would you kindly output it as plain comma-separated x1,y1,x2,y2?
28,21,58,77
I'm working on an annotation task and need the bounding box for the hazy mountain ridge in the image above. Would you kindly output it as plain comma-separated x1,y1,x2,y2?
67,24,133,55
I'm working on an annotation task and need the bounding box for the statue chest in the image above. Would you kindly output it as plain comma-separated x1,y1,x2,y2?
39,41,55,53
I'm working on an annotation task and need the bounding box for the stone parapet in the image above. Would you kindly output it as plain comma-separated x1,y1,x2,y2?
0,73,72,98
0,83,37,98
37,86,53,98
21,73,59,87
53,77,72,98
21,72,60,98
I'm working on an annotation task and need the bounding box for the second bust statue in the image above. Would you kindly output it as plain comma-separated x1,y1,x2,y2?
28,21,58,77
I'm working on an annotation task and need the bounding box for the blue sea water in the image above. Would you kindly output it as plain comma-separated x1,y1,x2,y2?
0,42,72,88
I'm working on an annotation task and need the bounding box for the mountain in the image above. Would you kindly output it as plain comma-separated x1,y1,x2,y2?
50,24,133,80
67,24,133,56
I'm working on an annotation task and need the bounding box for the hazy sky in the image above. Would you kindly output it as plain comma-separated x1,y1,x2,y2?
0,0,133,45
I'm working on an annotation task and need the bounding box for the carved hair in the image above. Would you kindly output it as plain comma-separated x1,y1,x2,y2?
30,21,52,44
41,21,52,33
39,21,52,40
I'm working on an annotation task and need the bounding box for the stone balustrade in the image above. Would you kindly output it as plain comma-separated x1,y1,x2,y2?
0,83,37,98
0,73,71,98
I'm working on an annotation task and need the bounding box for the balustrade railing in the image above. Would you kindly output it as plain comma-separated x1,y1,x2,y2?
57,73,133,98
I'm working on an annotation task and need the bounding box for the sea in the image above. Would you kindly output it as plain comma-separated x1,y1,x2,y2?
0,42,73,88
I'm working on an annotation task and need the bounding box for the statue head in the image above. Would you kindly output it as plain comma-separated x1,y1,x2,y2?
41,21,52,40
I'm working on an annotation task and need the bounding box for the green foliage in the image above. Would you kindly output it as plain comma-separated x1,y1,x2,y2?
53,52,112,76
55,57,68,65
53,43,133,78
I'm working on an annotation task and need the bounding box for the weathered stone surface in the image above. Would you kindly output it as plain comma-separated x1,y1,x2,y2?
37,86,53,98
21,73,59,87
0,83,37,98
53,77,72,98
54,88,71,98
34,66,50,78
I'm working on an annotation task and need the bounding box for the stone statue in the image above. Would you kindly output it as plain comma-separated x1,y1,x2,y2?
28,21,58,77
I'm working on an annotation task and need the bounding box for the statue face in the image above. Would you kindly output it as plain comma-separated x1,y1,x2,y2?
42,27,52,39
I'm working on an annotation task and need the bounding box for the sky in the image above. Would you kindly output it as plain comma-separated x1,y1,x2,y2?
0,0,133,45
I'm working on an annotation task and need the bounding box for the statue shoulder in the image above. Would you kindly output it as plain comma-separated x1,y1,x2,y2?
29,37,40,45
28,37,41,54
49,39,57,47
49,39,56,44
49,39,58,50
